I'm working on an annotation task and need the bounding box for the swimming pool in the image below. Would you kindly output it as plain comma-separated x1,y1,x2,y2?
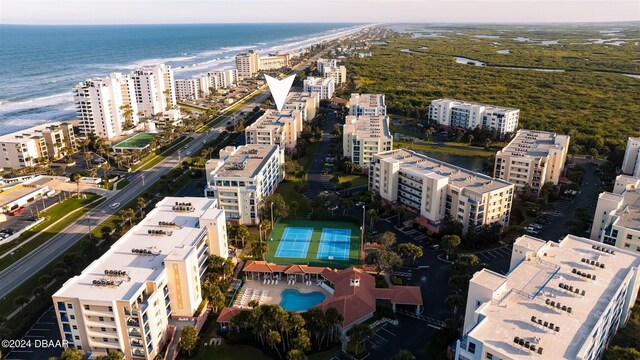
280,289,326,312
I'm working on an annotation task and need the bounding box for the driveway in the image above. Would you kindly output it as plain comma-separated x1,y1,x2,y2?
305,109,337,200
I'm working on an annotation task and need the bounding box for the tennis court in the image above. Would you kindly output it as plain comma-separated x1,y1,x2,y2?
274,227,313,258
317,228,351,260
265,219,361,268
113,133,157,150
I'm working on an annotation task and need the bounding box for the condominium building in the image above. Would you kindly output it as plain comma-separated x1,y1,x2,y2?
207,69,238,89
369,149,514,233
428,99,519,135
316,58,337,73
621,137,640,177
303,77,335,100
204,145,285,224
455,234,640,360
283,91,319,122
349,93,386,117
174,78,203,100
259,54,290,71
74,73,139,139
244,110,302,150
343,115,392,168
235,50,259,79
590,175,640,251
494,129,570,194
52,197,228,360
130,64,177,117
0,122,78,168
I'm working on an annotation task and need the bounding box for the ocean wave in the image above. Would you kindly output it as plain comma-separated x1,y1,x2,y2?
0,92,74,116
97,55,199,70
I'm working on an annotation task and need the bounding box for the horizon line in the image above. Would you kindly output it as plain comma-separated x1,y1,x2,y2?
1,20,639,26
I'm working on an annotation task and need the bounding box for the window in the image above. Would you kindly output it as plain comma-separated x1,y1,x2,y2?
84,305,90,310
101,327,106,332
468,342,476,354
75,336,79,340
486,354,493,360
98,317,104,321
103,338,108,342
72,325,77,330
67,304,73,309
627,234,633,240
108,306,113,312
70,315,75,320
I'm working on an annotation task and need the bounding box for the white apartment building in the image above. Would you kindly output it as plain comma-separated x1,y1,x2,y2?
259,54,290,71
369,149,514,234
316,58,337,73
174,78,203,100
303,77,335,100
204,145,285,224
428,99,519,135
590,175,640,251
0,122,76,169
74,73,139,139
235,50,259,79
52,197,227,360
621,137,640,177
456,234,640,360
349,93,386,117
207,69,238,90
494,129,570,194
245,110,302,150
130,64,177,117
343,115,392,168
283,91,319,122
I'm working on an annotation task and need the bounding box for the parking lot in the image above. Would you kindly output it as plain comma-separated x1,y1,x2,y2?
474,245,512,274
3,307,63,360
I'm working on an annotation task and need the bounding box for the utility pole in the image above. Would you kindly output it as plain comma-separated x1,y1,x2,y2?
270,201,274,228
141,173,145,186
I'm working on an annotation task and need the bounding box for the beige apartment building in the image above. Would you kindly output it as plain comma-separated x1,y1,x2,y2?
235,50,259,79
244,109,302,150
52,197,227,360
283,91,319,122
621,137,640,177
259,54,290,71
591,175,640,252
370,149,514,234
204,144,285,225
343,115,392,168
428,99,519,135
0,122,77,169
348,93,386,117
494,129,570,195
456,234,640,360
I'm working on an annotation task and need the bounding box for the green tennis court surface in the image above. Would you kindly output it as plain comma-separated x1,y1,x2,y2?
113,133,157,149
265,219,361,268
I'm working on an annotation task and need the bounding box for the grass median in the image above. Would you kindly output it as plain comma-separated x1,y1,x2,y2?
0,194,104,271
134,136,192,171
394,140,495,157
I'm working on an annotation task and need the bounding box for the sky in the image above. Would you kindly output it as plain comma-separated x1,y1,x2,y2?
1,0,639,25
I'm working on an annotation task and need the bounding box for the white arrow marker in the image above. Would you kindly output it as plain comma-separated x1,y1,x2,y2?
265,74,296,112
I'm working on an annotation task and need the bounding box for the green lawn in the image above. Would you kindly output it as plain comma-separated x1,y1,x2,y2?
264,219,361,268
134,137,192,171
338,174,368,188
394,141,495,157
275,181,311,217
113,132,156,149
193,344,270,360
0,194,104,271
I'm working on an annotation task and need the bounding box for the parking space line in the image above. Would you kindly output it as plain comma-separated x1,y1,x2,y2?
380,327,396,336
373,333,388,342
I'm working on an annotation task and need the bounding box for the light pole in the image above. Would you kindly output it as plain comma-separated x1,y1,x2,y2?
270,201,274,227
87,213,92,241
178,150,181,162
259,224,263,243
361,204,365,266
141,173,145,186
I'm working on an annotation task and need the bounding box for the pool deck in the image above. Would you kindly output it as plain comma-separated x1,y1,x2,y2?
233,279,332,309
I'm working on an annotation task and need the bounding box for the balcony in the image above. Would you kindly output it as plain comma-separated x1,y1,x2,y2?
126,318,140,327
128,329,142,338
131,349,146,358
130,339,144,348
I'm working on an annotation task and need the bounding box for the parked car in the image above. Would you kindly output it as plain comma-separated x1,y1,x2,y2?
525,227,540,235
531,223,543,230
110,202,121,209
355,201,365,207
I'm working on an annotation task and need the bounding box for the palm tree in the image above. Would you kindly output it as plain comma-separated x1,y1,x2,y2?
120,104,134,130
367,208,378,229
72,173,82,198
83,152,93,169
137,197,146,218
347,323,372,355
33,286,47,305
287,349,307,360
267,330,283,359
14,295,30,310
289,201,299,218
442,235,461,260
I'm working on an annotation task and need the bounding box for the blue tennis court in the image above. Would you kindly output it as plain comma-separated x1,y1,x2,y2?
274,227,313,258
317,228,351,260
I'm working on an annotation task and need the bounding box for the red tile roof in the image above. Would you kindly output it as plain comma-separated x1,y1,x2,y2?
216,307,247,323
243,261,289,273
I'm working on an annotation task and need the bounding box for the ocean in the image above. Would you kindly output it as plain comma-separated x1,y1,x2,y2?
0,23,363,135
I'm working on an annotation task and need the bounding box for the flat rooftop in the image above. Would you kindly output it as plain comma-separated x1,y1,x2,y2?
0,122,69,143
54,197,222,302
468,235,640,359
498,129,569,159
613,189,640,230
246,110,296,131
375,149,512,193
209,144,278,179
0,183,47,206
345,115,391,140
431,98,519,112
349,93,385,109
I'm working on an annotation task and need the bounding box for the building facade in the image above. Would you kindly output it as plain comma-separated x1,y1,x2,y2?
494,129,570,194
303,77,335,100
130,64,177,117
621,137,640,177
343,115,392,168
316,58,337,73
52,197,227,360
259,54,290,71
349,93,386,117
207,69,238,90
283,91,319,122
456,234,640,360
590,175,640,251
204,145,285,224
428,99,519,135
235,50,259,79
74,73,139,139
244,110,302,150
174,78,203,100
0,122,76,169
369,149,514,234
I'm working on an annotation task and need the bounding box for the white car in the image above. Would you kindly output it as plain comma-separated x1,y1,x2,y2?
186,151,192,156
183,145,189,149
110,202,121,209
